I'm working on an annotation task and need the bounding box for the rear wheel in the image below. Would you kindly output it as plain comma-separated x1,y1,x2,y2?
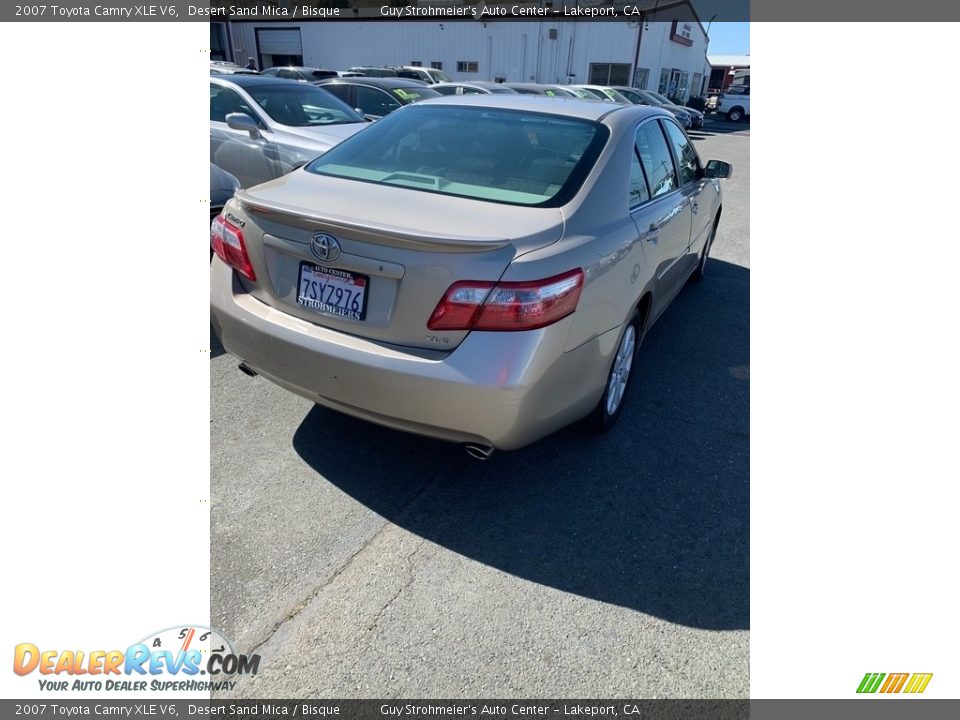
727,107,744,122
593,312,641,432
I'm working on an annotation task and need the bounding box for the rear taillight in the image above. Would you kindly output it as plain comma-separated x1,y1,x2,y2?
211,215,256,281
428,269,584,332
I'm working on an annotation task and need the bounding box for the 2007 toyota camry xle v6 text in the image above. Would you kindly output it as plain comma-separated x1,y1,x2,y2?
210,95,732,456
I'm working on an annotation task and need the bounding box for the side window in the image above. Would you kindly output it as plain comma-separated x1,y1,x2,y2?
460,86,483,95
277,69,299,80
210,85,258,124
634,121,678,198
322,84,352,105
661,120,700,186
355,86,401,116
629,151,650,208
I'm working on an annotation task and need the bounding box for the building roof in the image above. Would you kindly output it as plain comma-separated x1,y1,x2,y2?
708,55,751,69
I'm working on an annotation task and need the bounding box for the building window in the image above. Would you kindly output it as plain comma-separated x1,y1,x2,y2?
431,61,443,70
691,73,703,97
589,63,631,86
410,61,422,67
457,61,479,73
667,69,691,101
658,68,670,95
632,67,649,90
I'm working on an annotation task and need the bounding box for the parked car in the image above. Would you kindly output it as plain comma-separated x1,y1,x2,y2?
506,83,589,98
314,77,442,120
432,81,519,96
573,85,633,104
394,66,454,84
716,85,750,122
210,75,368,188
615,88,694,129
643,89,705,128
210,95,732,455
210,61,259,76
210,163,240,223
349,66,398,78
260,66,339,82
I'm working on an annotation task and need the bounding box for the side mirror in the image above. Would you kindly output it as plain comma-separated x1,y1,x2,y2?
226,112,261,140
705,159,733,180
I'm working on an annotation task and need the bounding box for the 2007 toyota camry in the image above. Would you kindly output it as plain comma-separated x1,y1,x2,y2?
210,95,732,456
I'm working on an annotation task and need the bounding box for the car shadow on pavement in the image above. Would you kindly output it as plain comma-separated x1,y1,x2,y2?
292,259,749,631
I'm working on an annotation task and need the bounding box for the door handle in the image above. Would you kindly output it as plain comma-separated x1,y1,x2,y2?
649,204,684,232
690,199,699,214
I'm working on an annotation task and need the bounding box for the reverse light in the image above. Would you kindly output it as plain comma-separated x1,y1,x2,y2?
211,215,256,281
428,269,584,332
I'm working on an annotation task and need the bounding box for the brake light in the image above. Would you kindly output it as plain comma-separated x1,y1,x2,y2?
211,215,256,281
428,269,584,332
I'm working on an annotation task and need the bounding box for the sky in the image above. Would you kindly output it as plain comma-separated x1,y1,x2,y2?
705,22,750,56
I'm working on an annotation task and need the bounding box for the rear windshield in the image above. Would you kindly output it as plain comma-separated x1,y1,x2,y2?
306,105,607,206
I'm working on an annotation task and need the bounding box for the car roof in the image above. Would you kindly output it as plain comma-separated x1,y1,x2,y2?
435,81,512,89
315,77,430,88
414,93,668,122
211,74,304,88
265,65,336,73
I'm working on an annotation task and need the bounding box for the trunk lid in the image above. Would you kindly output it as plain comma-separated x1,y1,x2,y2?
232,169,565,350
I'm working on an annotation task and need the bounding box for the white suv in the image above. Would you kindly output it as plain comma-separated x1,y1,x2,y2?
717,86,750,122
395,66,453,84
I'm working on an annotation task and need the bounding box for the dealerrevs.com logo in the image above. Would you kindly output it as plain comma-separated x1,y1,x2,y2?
857,672,933,694
13,626,259,692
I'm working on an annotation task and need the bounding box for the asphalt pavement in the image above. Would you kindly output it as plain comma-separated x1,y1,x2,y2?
210,115,750,697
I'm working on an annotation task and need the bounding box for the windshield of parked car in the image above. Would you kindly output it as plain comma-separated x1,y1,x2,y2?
391,86,443,104
429,70,453,83
602,89,632,104
646,91,674,105
246,83,365,126
563,87,599,99
306,105,608,206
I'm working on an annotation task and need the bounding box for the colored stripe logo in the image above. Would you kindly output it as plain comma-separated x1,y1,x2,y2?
857,672,932,694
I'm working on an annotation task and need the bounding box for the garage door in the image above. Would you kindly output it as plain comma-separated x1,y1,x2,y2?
257,28,302,56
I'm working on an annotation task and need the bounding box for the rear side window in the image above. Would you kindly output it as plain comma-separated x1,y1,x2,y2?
307,105,608,206
321,84,351,105
355,86,401,116
661,120,700,186
634,121,677,198
629,152,650,208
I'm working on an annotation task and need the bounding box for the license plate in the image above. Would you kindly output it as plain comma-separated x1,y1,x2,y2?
297,262,368,321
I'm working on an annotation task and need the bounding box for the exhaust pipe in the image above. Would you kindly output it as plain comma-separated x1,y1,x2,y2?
465,444,495,461
238,362,257,378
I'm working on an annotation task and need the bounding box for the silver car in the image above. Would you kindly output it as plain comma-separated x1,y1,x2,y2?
210,75,369,188
210,96,731,454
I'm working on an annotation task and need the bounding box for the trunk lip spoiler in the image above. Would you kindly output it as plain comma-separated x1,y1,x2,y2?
236,191,514,252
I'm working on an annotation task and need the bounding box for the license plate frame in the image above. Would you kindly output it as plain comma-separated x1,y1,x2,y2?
296,262,369,322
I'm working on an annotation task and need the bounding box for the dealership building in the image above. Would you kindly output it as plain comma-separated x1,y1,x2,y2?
212,7,712,101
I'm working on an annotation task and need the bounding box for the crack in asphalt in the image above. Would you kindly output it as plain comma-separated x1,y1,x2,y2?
362,537,428,639
243,454,470,661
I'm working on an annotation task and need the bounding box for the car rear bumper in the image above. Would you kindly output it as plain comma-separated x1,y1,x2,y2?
210,259,619,450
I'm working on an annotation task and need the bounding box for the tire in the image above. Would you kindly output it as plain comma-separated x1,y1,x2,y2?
727,107,744,122
593,312,641,432
689,214,720,284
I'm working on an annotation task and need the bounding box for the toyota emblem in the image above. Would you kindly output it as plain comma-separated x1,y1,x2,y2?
310,233,341,263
